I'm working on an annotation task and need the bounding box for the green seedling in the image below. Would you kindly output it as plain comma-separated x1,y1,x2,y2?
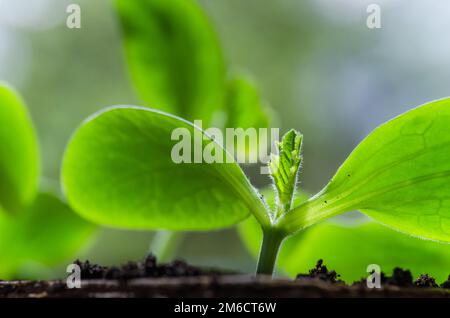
239,188,450,281
63,97,450,275
116,0,272,259
0,83,94,279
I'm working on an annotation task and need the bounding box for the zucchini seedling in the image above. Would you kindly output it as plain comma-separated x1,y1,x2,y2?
239,189,450,281
0,83,94,279
62,97,450,275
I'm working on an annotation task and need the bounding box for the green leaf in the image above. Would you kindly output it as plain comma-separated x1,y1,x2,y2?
0,83,39,213
269,130,303,217
62,106,270,231
116,0,225,125
279,98,450,242
223,74,271,130
0,192,95,279
240,216,450,282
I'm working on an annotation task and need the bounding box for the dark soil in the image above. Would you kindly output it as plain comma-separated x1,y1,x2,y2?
414,274,439,288
296,259,342,284
1,256,450,298
73,254,221,280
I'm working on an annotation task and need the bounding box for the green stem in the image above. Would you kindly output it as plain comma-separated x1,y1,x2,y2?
255,228,285,276
150,231,185,262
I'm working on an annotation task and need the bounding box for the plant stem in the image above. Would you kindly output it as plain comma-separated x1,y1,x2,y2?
255,228,285,276
150,231,185,262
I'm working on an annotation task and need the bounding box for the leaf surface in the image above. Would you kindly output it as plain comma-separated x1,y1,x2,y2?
62,106,269,230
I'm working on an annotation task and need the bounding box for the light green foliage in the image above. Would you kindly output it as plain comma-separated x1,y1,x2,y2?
116,0,225,125
269,130,303,217
62,106,269,231
0,83,93,279
0,83,39,213
279,98,450,242
0,192,95,279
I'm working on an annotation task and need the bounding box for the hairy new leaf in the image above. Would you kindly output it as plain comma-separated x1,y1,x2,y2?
62,106,269,230
269,130,303,216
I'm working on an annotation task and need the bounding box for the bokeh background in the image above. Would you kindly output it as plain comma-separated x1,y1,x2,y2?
1,0,450,275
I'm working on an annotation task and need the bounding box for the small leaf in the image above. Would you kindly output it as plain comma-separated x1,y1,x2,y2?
116,0,225,125
0,83,39,213
280,98,450,242
269,130,303,216
0,192,95,279
218,74,273,162
62,106,270,230
223,74,271,130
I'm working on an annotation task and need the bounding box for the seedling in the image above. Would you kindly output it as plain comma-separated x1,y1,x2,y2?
239,189,450,282
63,97,450,275
0,83,93,279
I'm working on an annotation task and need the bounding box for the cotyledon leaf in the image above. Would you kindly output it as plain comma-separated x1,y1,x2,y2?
62,106,269,231
116,0,225,125
278,98,450,242
0,192,95,279
0,83,39,214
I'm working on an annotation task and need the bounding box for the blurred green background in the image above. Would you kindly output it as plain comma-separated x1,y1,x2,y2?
1,0,450,276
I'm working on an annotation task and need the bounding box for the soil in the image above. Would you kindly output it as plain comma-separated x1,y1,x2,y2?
1,256,450,298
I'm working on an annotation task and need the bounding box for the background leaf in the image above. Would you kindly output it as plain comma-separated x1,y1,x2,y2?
116,0,225,125
0,83,39,214
223,74,271,130
62,106,269,231
0,192,95,279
